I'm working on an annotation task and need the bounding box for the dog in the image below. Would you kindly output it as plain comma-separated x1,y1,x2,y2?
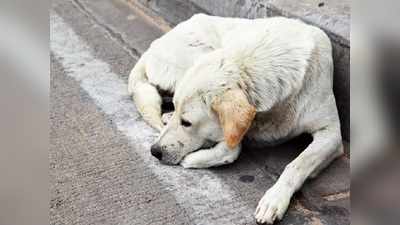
128,14,344,224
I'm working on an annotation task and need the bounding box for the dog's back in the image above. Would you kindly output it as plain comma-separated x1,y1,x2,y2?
131,14,338,139
188,16,337,143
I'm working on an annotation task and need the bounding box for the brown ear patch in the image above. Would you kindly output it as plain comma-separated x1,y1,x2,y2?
212,89,256,149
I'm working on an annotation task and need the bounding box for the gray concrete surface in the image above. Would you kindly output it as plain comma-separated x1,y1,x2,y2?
50,58,191,225
50,0,349,224
132,0,349,43
128,0,350,141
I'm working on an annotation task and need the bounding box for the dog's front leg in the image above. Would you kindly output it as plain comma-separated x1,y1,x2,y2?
255,128,344,224
180,142,241,168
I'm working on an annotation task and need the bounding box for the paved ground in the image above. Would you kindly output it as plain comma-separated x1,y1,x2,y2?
50,0,350,224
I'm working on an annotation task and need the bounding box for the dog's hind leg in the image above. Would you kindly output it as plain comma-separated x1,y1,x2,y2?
255,126,344,224
128,53,164,131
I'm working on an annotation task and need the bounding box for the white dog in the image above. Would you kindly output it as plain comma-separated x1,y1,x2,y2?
128,14,343,224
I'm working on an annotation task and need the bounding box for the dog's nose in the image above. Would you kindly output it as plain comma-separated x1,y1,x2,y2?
150,144,163,160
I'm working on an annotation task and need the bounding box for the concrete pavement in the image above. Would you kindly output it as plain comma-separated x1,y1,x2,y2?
50,0,349,224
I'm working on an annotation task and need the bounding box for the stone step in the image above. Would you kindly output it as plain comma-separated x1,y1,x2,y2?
126,0,350,141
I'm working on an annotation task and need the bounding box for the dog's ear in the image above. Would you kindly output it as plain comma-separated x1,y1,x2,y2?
212,89,256,149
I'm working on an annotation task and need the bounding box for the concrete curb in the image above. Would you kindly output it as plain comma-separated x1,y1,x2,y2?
125,0,350,141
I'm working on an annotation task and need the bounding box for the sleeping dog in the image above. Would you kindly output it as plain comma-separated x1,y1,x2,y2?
128,14,343,224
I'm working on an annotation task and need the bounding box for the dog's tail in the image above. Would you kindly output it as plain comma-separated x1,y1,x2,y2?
128,53,164,131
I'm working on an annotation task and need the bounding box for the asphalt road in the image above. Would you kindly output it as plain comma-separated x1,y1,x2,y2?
50,0,350,224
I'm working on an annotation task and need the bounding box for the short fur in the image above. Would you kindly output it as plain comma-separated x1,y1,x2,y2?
212,89,256,149
128,14,343,224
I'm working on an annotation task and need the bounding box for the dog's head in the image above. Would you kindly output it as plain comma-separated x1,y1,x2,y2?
151,55,256,164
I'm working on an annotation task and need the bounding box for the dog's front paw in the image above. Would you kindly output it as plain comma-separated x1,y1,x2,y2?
180,150,235,169
255,184,292,224
180,142,240,169
180,158,201,169
180,151,211,169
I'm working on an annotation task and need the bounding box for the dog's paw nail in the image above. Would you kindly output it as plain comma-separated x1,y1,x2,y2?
180,161,191,168
180,159,198,168
254,186,291,224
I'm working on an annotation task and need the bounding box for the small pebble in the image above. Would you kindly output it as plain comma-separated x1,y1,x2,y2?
127,14,136,21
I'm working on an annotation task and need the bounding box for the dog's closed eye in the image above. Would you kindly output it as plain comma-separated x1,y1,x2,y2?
181,119,192,127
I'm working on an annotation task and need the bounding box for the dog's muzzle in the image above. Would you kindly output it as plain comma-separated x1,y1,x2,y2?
150,140,218,164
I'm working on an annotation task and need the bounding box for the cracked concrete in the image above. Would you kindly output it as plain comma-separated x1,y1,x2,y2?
322,191,350,201
72,0,142,59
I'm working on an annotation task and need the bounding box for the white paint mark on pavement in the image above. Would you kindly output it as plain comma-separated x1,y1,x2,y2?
50,13,254,225
127,14,136,21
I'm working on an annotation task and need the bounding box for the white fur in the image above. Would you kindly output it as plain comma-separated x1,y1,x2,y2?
181,142,241,168
129,14,344,224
